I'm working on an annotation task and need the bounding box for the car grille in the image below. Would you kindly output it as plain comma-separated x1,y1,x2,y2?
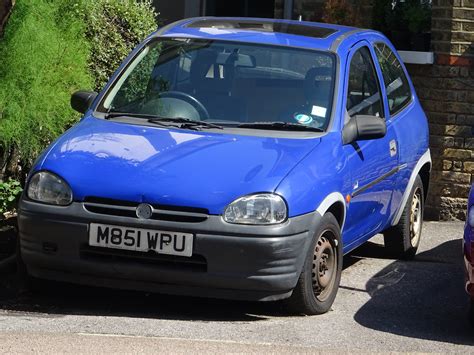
80,245,207,272
83,197,209,223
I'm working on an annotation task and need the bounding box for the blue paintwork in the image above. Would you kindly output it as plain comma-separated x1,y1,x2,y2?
29,17,430,255
464,185,474,299
38,116,320,214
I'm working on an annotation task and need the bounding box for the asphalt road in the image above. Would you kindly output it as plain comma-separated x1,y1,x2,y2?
0,221,472,353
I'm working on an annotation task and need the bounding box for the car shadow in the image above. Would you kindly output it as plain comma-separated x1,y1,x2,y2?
0,249,384,322
0,270,291,322
353,238,474,345
1,235,472,337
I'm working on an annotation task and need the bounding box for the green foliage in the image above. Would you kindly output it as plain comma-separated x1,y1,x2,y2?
404,1,431,34
0,0,92,166
373,0,431,34
322,0,362,27
74,0,158,91
0,0,158,213
0,179,22,215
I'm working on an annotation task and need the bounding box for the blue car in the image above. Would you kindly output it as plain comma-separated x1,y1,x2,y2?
465,185,474,324
18,18,431,314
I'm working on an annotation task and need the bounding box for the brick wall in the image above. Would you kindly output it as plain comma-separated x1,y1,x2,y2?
407,62,473,220
408,1,474,220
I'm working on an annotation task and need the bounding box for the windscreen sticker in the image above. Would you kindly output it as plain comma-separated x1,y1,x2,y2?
294,113,313,125
311,105,327,118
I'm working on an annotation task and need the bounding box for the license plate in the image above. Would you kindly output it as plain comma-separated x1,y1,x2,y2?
89,223,193,257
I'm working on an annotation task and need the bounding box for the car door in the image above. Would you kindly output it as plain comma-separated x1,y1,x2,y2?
372,41,421,220
342,42,400,249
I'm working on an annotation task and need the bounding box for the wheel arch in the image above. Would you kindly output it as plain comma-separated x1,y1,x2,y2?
418,162,431,202
316,192,346,231
392,149,432,226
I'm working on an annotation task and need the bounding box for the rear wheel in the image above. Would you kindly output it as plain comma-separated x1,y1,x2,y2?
384,175,424,259
287,213,342,315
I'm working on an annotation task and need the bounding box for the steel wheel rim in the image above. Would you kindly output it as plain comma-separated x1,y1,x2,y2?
312,230,337,302
410,187,422,247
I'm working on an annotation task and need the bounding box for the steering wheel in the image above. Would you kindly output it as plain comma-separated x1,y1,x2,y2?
157,91,210,120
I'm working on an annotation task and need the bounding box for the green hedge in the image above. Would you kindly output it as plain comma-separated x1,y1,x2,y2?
0,0,158,213
75,0,158,91
0,0,92,167
0,0,158,175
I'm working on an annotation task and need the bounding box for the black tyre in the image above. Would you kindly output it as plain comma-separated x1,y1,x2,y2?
383,175,424,259
287,213,342,315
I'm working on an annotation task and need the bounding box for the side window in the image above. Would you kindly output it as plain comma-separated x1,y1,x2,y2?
374,42,412,116
346,47,384,119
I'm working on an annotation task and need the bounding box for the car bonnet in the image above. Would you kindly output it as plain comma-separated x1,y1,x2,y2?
37,117,321,214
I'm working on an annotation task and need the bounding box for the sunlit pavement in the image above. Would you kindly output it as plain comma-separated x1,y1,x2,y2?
0,221,472,353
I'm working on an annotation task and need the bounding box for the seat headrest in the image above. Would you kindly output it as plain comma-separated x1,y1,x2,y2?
190,50,234,93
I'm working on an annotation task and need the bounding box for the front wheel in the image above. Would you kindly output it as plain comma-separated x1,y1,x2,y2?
384,175,424,260
287,213,342,315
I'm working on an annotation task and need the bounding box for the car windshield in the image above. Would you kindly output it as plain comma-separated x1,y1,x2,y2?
99,38,336,131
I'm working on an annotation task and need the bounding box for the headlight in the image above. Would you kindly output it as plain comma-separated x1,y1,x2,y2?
469,205,474,228
223,193,287,225
27,171,72,205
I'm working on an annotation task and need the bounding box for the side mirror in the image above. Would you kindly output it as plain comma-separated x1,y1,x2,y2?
342,115,387,145
71,91,98,114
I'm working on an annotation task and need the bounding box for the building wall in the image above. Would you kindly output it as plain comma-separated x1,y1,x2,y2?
407,0,474,220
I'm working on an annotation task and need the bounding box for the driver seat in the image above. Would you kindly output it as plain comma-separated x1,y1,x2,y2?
190,50,247,122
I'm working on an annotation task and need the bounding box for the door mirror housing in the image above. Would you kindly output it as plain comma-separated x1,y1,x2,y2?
342,115,387,145
71,91,98,114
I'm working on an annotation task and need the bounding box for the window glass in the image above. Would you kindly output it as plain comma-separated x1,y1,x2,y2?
99,39,336,130
108,44,164,110
374,42,412,115
346,47,384,118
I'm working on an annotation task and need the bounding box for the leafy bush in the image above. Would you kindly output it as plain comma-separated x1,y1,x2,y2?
0,0,158,213
373,0,431,34
74,0,158,91
0,0,92,172
322,0,363,27
0,179,22,216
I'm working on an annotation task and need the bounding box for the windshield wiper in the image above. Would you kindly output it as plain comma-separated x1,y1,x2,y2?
147,117,223,130
105,112,159,120
236,122,323,132
104,112,223,130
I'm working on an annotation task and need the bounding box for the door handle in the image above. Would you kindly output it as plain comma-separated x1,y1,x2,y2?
389,140,397,157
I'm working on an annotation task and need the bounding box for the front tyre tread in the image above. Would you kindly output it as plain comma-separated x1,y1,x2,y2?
287,212,342,315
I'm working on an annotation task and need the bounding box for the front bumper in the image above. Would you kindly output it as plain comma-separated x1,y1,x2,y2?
18,199,320,301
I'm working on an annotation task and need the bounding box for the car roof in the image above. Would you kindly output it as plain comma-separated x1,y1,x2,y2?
153,17,376,52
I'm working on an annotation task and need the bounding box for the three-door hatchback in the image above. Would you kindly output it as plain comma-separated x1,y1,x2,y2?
18,18,431,314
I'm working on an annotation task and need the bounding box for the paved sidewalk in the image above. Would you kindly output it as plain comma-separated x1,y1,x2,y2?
0,222,472,353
